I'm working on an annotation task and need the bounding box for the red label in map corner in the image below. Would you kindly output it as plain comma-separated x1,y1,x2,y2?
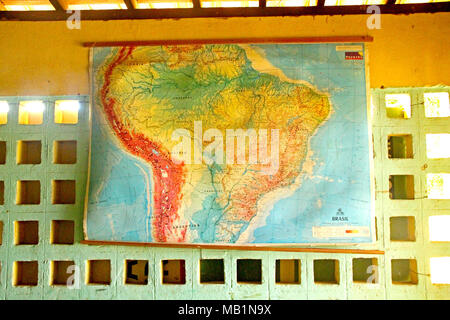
345,52,363,60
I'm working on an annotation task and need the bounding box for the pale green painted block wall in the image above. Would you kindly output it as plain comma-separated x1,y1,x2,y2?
0,88,449,299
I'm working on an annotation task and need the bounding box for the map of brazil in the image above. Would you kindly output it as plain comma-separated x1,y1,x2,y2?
84,43,374,245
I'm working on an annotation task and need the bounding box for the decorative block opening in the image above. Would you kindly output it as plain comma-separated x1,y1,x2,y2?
429,215,450,242
276,259,301,284
314,259,340,285
430,257,450,284
0,141,6,164
13,261,38,286
389,175,414,200
17,140,41,165
50,220,74,245
87,260,111,285
0,101,8,124
14,221,39,245
426,134,450,159
385,94,411,119
237,259,262,284
390,216,416,241
199,259,225,284
50,260,75,286
125,260,148,285
424,92,450,118
426,173,450,199
352,258,378,283
52,180,76,204
387,134,413,159
162,260,186,285
391,259,418,285
18,101,44,125
16,180,40,205
0,220,3,245
53,140,77,164
0,180,4,205
54,100,79,124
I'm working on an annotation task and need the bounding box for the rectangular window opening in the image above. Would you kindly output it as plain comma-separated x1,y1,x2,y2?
430,257,450,284
13,261,38,286
52,180,76,204
426,134,450,159
237,259,262,284
352,258,378,283
314,259,340,285
16,180,41,205
429,215,450,242
426,173,450,199
162,259,186,284
51,260,75,286
18,101,44,125
275,259,301,284
54,100,79,124
87,260,111,285
391,259,418,285
50,220,75,245
390,216,416,241
17,140,42,165
125,260,149,285
53,140,77,164
424,92,450,118
387,134,413,159
389,175,415,200
14,220,39,245
385,94,411,119
200,259,225,284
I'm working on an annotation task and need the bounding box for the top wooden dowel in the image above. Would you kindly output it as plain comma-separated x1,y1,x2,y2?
82,36,374,47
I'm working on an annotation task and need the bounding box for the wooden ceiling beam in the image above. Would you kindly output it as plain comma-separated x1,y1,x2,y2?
123,0,136,10
0,3,448,21
48,0,64,11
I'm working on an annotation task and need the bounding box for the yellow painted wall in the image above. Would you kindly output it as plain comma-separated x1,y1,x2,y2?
0,13,449,96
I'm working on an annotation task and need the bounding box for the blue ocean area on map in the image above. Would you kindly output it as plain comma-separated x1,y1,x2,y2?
87,112,153,242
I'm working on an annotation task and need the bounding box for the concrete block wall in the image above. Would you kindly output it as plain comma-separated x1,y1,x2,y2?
0,88,448,299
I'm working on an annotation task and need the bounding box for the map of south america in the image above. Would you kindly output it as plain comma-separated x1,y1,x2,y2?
86,43,373,244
